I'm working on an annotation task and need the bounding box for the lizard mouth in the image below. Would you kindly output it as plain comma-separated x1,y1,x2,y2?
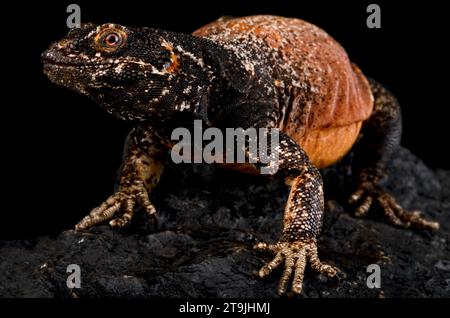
41,50,110,68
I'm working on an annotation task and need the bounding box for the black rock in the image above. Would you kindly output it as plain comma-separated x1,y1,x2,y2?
1,147,449,297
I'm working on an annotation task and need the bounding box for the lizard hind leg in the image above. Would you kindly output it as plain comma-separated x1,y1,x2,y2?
349,79,439,230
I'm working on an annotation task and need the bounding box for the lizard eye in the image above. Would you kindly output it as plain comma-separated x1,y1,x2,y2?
95,28,127,52
104,33,121,47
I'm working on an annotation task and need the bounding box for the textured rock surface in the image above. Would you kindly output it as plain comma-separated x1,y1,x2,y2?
1,147,449,298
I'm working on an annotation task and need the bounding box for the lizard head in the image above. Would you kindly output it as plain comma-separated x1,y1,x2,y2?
43,23,206,121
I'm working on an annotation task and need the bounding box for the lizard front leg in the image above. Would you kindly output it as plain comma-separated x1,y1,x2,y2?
254,132,338,295
75,126,168,230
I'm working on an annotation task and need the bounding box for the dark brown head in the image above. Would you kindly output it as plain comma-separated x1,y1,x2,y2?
42,23,214,121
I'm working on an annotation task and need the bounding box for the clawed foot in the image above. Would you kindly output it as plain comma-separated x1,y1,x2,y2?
75,181,156,230
254,240,338,295
349,180,439,230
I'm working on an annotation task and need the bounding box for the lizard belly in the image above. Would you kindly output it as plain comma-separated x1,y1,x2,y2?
291,122,362,168
217,121,361,174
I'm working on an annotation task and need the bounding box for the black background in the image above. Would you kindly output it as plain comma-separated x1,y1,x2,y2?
1,0,448,239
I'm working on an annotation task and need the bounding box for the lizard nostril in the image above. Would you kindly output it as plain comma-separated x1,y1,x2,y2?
41,50,51,62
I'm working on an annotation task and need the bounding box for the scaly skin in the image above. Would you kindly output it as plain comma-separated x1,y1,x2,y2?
349,79,439,230
76,126,168,230
42,15,438,296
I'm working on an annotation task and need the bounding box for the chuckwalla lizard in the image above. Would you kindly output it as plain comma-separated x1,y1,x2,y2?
42,15,439,295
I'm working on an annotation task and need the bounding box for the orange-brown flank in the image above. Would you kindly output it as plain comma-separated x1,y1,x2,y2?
194,16,374,169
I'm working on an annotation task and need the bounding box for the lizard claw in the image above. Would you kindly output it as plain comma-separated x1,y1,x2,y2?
349,181,439,230
75,181,156,230
254,240,338,295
